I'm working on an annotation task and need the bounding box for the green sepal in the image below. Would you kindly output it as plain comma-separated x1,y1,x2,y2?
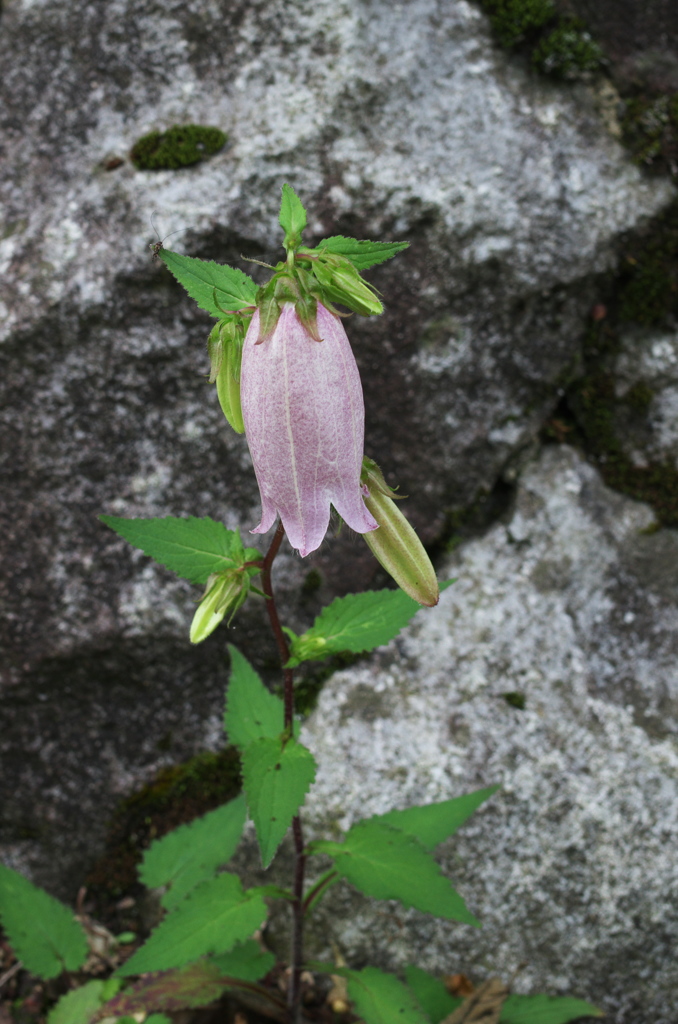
279,183,307,252
295,292,321,341
274,274,301,303
256,290,283,344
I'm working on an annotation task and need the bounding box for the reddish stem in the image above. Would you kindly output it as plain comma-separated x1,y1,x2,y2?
260,520,307,1023
260,520,295,730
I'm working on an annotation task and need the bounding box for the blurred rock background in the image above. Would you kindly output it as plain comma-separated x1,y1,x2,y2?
1,0,677,1020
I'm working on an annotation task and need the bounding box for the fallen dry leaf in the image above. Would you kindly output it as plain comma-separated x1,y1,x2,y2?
444,973,475,997
440,978,509,1024
327,973,349,1014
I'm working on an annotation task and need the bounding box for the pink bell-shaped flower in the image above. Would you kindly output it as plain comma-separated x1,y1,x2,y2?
240,302,378,556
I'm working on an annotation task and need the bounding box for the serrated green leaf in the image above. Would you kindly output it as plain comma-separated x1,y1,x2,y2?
0,864,88,979
288,586,448,666
139,795,247,909
248,884,294,901
405,965,462,1024
101,978,122,1001
279,183,307,249
146,1016,172,1024
159,249,257,318
211,938,276,981
373,786,499,851
342,966,430,1024
316,236,409,271
313,821,479,926
103,962,229,1016
116,874,266,976
242,735,316,867
224,646,286,748
99,516,244,585
500,993,603,1024
47,981,105,1024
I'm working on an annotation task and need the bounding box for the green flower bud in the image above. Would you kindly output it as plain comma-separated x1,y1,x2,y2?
311,259,383,316
286,634,328,667
208,321,245,433
190,569,250,644
360,457,439,607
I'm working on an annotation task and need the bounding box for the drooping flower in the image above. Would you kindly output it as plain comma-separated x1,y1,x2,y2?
240,302,378,556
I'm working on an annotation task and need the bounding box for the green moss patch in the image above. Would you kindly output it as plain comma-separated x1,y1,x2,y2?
531,21,604,78
616,203,678,326
478,0,604,79
502,691,526,709
621,93,678,179
130,124,227,170
479,0,555,49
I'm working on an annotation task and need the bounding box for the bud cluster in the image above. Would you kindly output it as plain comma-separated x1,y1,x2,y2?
252,248,383,348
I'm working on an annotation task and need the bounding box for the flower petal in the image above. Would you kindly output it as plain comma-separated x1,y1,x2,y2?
241,303,377,555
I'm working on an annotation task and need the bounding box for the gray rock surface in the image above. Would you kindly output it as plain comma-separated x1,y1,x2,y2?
300,444,678,1024
612,327,678,467
0,0,674,899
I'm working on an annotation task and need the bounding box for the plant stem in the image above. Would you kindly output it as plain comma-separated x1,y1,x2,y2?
260,520,295,730
260,520,307,1023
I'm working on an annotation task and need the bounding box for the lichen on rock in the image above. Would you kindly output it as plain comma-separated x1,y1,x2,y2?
300,445,678,1022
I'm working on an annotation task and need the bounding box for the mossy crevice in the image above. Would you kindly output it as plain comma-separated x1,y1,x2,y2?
543,198,678,525
477,0,678,181
621,92,678,180
86,747,241,908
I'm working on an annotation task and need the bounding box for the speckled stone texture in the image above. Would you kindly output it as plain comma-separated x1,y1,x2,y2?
0,0,675,910
300,444,678,1024
610,327,678,467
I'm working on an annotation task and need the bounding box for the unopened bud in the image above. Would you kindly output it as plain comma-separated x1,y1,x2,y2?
360,457,439,607
311,258,383,316
286,634,327,667
208,321,245,433
190,570,249,644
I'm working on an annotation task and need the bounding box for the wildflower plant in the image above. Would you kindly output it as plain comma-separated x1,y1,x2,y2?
0,187,602,1024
